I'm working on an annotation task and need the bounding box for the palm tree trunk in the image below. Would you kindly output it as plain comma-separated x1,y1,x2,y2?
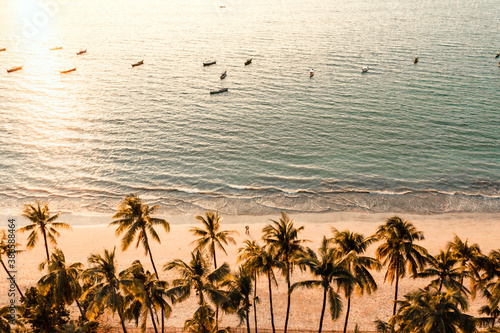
41,226,50,262
246,308,251,333
438,279,443,293
267,271,276,333
143,230,164,333
75,299,86,323
149,305,159,333
254,271,258,333
118,310,128,333
212,245,219,331
284,263,291,333
1,258,24,298
318,286,327,333
492,313,497,328
393,261,400,316
342,296,351,333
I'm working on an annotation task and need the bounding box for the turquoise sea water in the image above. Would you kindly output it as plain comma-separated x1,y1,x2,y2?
0,0,499,216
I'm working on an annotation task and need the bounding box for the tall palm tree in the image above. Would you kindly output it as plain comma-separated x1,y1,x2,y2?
81,248,128,333
238,241,280,333
18,201,71,262
391,287,477,333
263,212,306,333
164,250,230,333
190,211,237,270
238,240,262,333
416,249,468,294
330,228,381,333
448,235,483,291
120,260,172,333
223,265,254,333
291,237,354,333
375,216,428,316
111,194,169,278
38,248,85,320
0,230,23,298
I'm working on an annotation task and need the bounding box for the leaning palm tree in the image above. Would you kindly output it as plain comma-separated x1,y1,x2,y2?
291,237,354,333
330,228,381,333
18,201,71,262
164,250,230,333
111,194,169,278
448,235,485,295
81,248,128,333
223,265,254,333
375,216,428,316
190,211,237,269
263,212,306,333
239,241,280,333
391,287,477,333
38,248,85,320
416,249,468,294
0,230,23,298
120,260,172,333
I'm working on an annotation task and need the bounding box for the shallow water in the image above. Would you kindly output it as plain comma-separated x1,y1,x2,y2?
0,0,499,216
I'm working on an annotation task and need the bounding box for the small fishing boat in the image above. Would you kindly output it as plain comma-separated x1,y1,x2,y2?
132,60,144,67
76,49,87,55
7,66,22,73
496,53,500,58
50,47,63,51
60,68,76,74
220,5,226,8
220,71,227,79
0,48,6,52
203,61,216,66
362,66,369,73
309,69,314,78
244,58,252,66
210,88,228,94
414,57,419,64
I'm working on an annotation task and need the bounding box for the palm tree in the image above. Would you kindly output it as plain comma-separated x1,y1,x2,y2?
38,248,85,320
416,249,468,294
263,212,306,333
111,194,169,278
375,216,428,316
448,235,483,291
0,230,23,298
190,211,237,270
164,250,230,333
81,248,128,333
330,228,381,333
391,287,477,333
120,260,172,333
18,201,71,262
291,237,354,333
239,241,280,333
223,265,254,333
238,240,263,333
479,304,500,329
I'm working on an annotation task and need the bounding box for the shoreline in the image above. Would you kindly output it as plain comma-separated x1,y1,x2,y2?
1,211,499,331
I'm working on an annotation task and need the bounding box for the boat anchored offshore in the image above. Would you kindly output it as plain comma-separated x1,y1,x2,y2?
7,66,22,73
496,53,500,58
76,49,87,55
0,48,6,52
244,58,252,66
203,61,216,66
50,47,63,51
220,71,227,79
132,60,144,67
414,57,419,64
60,68,76,74
362,66,369,73
210,88,228,94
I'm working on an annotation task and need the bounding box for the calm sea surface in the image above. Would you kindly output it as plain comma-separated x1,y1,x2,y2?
0,0,499,216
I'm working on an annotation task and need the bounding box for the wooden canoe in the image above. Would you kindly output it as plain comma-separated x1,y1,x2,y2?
0,48,6,52
220,72,227,79
244,58,252,65
76,49,87,55
132,60,144,67
50,47,63,51
203,61,216,66
7,66,22,73
60,68,76,74
210,88,228,94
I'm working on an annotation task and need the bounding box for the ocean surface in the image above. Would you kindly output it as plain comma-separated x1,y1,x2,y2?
0,0,499,217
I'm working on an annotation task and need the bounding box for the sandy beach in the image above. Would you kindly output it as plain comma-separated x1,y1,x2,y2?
1,212,499,332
